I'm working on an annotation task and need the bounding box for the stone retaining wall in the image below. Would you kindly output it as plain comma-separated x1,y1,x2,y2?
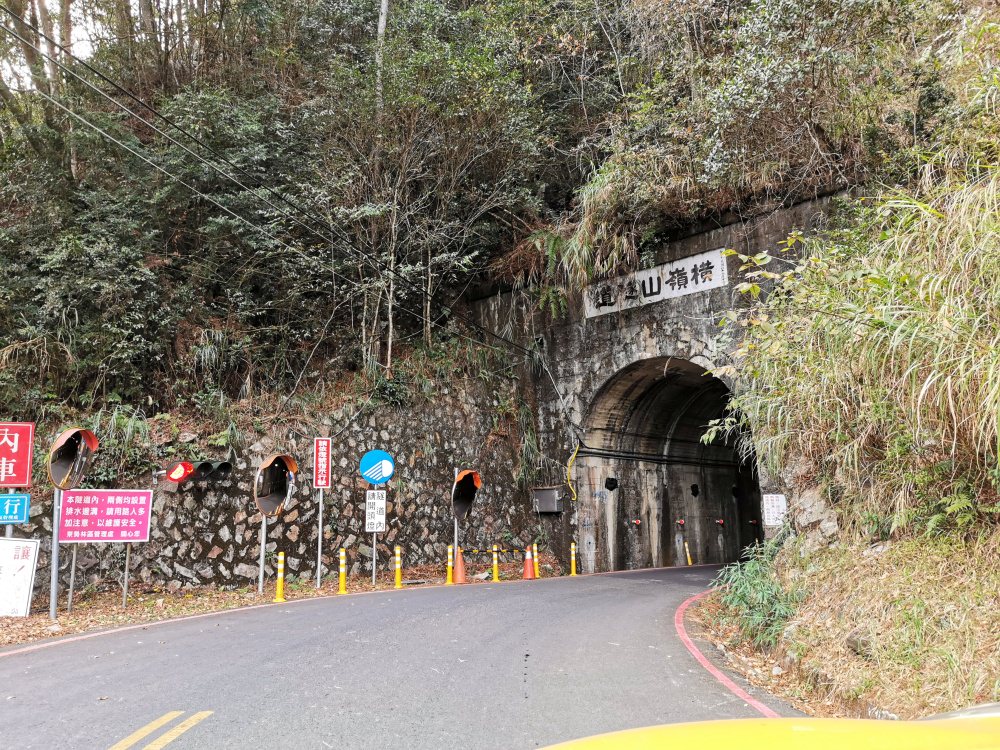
24,377,538,593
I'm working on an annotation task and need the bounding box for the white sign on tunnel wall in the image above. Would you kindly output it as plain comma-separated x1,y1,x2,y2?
583,248,729,319
762,494,788,527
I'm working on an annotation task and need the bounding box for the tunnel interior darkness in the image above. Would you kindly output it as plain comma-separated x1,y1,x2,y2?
578,357,762,570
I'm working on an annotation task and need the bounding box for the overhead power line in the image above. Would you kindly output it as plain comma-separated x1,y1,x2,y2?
0,6,539,360
24,85,512,363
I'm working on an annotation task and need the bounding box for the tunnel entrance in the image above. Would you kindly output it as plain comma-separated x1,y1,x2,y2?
574,357,762,572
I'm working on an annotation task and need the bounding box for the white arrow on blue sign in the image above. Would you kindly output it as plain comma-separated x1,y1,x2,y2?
359,450,395,486
0,493,30,525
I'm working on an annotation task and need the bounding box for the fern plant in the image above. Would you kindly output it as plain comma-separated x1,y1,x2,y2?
713,535,801,648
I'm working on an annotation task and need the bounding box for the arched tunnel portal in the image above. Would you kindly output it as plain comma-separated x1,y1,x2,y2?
574,357,763,572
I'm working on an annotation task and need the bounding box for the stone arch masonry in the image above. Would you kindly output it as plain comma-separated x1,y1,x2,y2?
472,197,840,572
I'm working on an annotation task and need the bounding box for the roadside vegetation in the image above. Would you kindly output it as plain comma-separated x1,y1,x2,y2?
703,530,1000,718
703,5,1000,716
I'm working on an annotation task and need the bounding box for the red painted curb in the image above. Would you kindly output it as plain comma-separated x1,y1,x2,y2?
673,590,780,719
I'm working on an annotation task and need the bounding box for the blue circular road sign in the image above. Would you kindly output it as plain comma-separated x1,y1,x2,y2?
359,450,395,486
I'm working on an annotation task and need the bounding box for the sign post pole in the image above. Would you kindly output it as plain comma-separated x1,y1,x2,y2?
4,489,12,539
122,543,131,608
316,487,324,589
370,481,377,587
258,515,267,596
49,487,61,621
359,449,394,590
67,546,78,613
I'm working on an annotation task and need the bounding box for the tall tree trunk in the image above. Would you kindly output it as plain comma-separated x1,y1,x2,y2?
5,1,69,179
34,0,61,91
374,0,389,107
424,245,432,346
139,0,158,42
0,75,48,158
385,241,395,376
8,0,51,95
373,0,392,372
359,262,369,373
57,0,71,55
58,0,78,180
139,0,163,87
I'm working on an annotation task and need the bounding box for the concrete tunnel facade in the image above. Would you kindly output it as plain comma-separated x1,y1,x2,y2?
471,197,835,572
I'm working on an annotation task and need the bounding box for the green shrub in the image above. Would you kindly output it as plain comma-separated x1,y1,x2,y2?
713,537,800,648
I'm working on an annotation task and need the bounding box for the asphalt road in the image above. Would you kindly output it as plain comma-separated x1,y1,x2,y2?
0,567,796,749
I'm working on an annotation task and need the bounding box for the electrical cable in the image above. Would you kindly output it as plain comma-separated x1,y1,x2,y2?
0,14,591,440
0,7,542,360
23,86,511,363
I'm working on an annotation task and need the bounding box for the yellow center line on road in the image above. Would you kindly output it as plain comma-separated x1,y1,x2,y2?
107,711,185,750
140,711,214,749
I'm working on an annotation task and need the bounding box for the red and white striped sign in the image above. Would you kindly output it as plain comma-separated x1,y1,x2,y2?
313,438,332,489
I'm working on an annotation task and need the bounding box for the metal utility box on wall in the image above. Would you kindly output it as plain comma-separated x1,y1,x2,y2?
532,486,564,514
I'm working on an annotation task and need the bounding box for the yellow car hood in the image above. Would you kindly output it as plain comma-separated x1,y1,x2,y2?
544,717,1000,750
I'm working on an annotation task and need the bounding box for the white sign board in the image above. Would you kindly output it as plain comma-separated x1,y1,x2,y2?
365,490,386,533
583,248,729,318
0,538,40,617
762,494,788,527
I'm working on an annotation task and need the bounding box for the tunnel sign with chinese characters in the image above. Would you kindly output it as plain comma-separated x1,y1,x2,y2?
0,422,35,488
58,490,153,543
365,490,387,532
584,248,729,319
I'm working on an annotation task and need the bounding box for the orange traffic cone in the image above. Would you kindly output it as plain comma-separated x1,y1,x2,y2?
522,547,536,580
454,546,468,584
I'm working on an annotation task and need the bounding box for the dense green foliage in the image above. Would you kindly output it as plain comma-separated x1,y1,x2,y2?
2,0,998,476
1,0,611,417
510,0,994,286
719,16,1000,535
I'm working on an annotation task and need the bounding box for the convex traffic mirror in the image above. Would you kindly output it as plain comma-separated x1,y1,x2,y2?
254,454,297,517
47,428,99,490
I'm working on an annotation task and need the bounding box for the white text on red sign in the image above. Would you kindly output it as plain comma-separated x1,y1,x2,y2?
0,422,35,488
313,438,332,489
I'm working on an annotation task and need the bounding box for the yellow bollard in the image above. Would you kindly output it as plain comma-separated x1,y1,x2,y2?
446,544,454,585
570,542,577,576
533,542,540,579
338,547,347,595
492,544,499,582
273,552,286,603
684,541,693,566
394,546,402,589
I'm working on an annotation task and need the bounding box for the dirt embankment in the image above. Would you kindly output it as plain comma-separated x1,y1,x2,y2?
695,531,1000,719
